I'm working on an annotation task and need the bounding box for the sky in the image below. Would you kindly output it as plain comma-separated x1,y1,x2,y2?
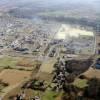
0,0,98,4
0,0,99,11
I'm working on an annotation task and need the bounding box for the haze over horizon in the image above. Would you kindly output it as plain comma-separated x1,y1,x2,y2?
0,0,99,7
0,0,100,27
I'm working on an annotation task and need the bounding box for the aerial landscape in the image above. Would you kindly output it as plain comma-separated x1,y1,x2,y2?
0,0,100,100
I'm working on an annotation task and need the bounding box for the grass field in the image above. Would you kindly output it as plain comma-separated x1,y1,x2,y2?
0,56,18,68
73,78,88,89
0,56,42,70
42,90,59,100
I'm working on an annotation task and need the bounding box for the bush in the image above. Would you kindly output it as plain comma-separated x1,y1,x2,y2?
66,74,76,83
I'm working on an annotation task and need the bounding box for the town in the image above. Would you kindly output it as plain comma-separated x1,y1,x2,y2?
0,0,100,100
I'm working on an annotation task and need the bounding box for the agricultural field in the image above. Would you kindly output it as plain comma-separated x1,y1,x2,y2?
0,69,32,97
0,0,99,99
0,55,42,98
42,90,59,100
73,78,88,89
0,56,18,68
0,56,41,70
83,67,100,79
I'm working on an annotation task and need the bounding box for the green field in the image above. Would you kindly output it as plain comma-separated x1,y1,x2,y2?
0,56,18,68
42,90,59,100
73,78,88,89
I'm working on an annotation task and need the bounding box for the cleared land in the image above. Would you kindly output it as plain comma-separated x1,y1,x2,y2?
39,58,56,73
0,69,31,85
0,69,31,97
37,58,56,81
83,67,100,79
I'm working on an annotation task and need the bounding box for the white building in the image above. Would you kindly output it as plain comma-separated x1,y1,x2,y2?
54,24,95,55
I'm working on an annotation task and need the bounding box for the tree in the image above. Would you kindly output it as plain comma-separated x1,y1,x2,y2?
84,78,100,99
